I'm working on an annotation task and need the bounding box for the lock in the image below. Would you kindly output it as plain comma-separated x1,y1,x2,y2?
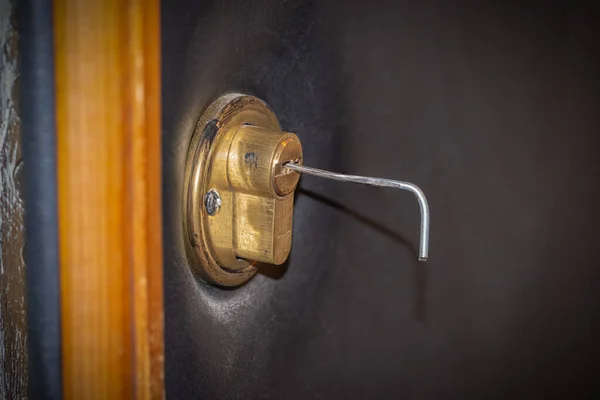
184,93,302,286
185,93,430,287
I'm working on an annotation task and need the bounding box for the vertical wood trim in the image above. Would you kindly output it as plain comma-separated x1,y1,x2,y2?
54,0,164,398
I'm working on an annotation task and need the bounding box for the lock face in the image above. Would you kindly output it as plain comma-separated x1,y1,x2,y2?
184,94,302,286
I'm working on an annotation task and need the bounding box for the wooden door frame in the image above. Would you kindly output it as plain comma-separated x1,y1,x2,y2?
53,0,164,398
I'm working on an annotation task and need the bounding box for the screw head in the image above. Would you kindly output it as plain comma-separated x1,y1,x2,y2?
204,189,222,216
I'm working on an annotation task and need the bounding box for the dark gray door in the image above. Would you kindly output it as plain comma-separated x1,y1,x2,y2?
162,1,600,398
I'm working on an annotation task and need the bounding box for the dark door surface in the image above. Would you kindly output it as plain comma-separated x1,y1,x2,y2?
162,1,600,398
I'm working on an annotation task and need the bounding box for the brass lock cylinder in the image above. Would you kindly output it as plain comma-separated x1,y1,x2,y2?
227,125,302,265
185,94,430,287
184,94,302,286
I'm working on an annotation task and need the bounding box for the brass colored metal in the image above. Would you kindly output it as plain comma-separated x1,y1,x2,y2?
184,94,302,286
273,137,303,196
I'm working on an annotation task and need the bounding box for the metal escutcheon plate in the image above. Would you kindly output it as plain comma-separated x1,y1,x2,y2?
183,93,282,287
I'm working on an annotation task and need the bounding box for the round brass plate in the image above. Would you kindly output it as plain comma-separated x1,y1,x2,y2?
183,93,282,286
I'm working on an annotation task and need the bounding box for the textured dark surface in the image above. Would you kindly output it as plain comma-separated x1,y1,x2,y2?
1,0,26,398
162,1,600,398
20,0,62,398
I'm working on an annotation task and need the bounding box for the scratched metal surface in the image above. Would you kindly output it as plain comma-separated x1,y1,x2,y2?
0,0,26,398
